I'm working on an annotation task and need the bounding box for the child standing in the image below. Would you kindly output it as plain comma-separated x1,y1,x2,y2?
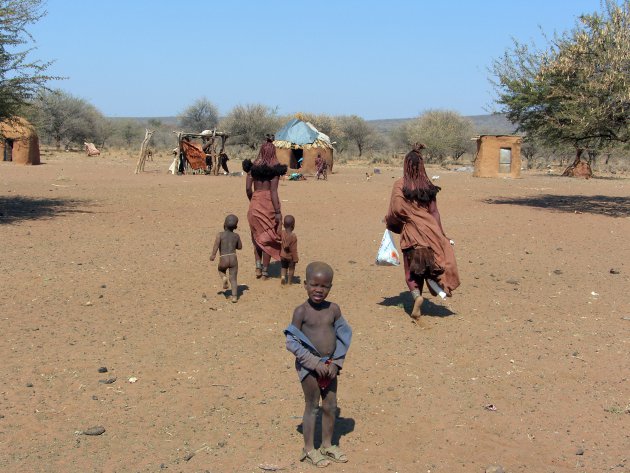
315,153,328,180
285,262,352,467
210,214,242,303
280,215,299,286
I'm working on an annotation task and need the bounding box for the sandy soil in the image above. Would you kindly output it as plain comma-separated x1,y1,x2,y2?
1,151,629,473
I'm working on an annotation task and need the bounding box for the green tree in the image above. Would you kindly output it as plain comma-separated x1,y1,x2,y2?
0,0,58,122
178,97,219,132
490,0,630,172
397,110,475,162
28,89,107,149
220,104,281,149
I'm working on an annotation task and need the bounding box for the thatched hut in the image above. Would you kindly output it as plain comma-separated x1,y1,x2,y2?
1,117,40,165
274,119,333,174
473,135,521,178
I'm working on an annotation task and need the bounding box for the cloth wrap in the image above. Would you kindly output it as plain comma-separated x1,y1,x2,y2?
284,317,352,385
385,178,460,295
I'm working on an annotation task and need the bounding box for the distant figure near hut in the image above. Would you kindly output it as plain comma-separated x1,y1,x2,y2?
274,118,334,175
0,117,40,165
473,135,522,178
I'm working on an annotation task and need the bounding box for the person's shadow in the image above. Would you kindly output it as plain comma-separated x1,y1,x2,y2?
219,284,249,300
296,408,355,447
266,261,282,278
263,262,302,284
378,291,455,318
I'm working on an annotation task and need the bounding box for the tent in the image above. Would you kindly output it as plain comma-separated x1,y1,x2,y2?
0,117,40,165
274,119,333,174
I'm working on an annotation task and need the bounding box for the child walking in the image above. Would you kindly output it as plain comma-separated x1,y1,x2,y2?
285,262,352,467
280,215,299,285
210,214,242,303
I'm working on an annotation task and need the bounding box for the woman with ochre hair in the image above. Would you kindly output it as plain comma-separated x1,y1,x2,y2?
243,137,287,279
385,143,460,319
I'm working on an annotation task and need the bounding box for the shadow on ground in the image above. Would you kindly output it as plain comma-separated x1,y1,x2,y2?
296,408,355,448
378,292,455,317
219,284,250,300
0,195,92,224
484,194,630,218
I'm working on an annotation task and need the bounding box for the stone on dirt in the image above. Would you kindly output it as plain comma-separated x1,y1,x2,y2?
83,426,106,436
485,466,504,473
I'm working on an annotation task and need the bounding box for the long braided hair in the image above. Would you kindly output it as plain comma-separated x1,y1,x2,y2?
255,138,279,167
402,143,440,203
242,135,287,179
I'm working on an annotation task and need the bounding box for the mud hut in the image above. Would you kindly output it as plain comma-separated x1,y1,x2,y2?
473,135,521,178
274,119,333,174
1,117,40,165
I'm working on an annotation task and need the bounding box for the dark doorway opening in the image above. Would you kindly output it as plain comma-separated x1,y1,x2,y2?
4,139,14,161
290,149,303,169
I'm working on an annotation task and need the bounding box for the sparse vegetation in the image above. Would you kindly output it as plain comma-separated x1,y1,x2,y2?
394,109,475,163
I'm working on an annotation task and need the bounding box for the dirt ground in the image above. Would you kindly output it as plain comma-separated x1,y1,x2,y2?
1,151,629,473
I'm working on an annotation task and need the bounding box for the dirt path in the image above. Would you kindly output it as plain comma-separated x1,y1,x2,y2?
1,153,629,472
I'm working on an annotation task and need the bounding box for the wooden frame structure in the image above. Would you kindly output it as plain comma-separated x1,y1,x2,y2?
173,130,229,175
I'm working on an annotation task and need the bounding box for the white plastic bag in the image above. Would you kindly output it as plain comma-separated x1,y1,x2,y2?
376,230,400,266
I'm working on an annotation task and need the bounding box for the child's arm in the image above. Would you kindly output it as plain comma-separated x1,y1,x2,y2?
209,233,221,261
270,176,282,225
236,234,242,251
290,235,298,263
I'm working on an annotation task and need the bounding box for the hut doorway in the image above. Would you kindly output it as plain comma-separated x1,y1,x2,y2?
3,139,14,161
289,149,303,169
499,147,512,174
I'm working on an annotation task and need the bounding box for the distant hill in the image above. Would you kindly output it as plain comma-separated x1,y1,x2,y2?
108,116,179,125
368,113,518,135
109,113,519,136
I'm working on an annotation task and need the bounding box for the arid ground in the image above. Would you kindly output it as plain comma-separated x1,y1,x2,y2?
1,151,629,473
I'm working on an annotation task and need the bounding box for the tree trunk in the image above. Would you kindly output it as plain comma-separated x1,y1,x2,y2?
561,148,593,178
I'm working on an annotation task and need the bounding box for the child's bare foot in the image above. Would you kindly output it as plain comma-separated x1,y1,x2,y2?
411,295,423,318
222,275,229,290
231,295,238,303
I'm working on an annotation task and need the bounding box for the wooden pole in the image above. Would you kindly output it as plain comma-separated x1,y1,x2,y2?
134,129,154,174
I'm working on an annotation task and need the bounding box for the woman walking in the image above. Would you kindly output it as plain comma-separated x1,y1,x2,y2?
243,137,287,279
385,143,460,319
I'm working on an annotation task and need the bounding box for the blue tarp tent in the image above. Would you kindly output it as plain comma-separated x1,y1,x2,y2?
275,118,320,145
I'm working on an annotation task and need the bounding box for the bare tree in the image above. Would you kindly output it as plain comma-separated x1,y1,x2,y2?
178,97,219,132
220,104,281,149
338,115,377,157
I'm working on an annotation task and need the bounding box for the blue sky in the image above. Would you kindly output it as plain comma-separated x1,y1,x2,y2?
29,0,606,120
